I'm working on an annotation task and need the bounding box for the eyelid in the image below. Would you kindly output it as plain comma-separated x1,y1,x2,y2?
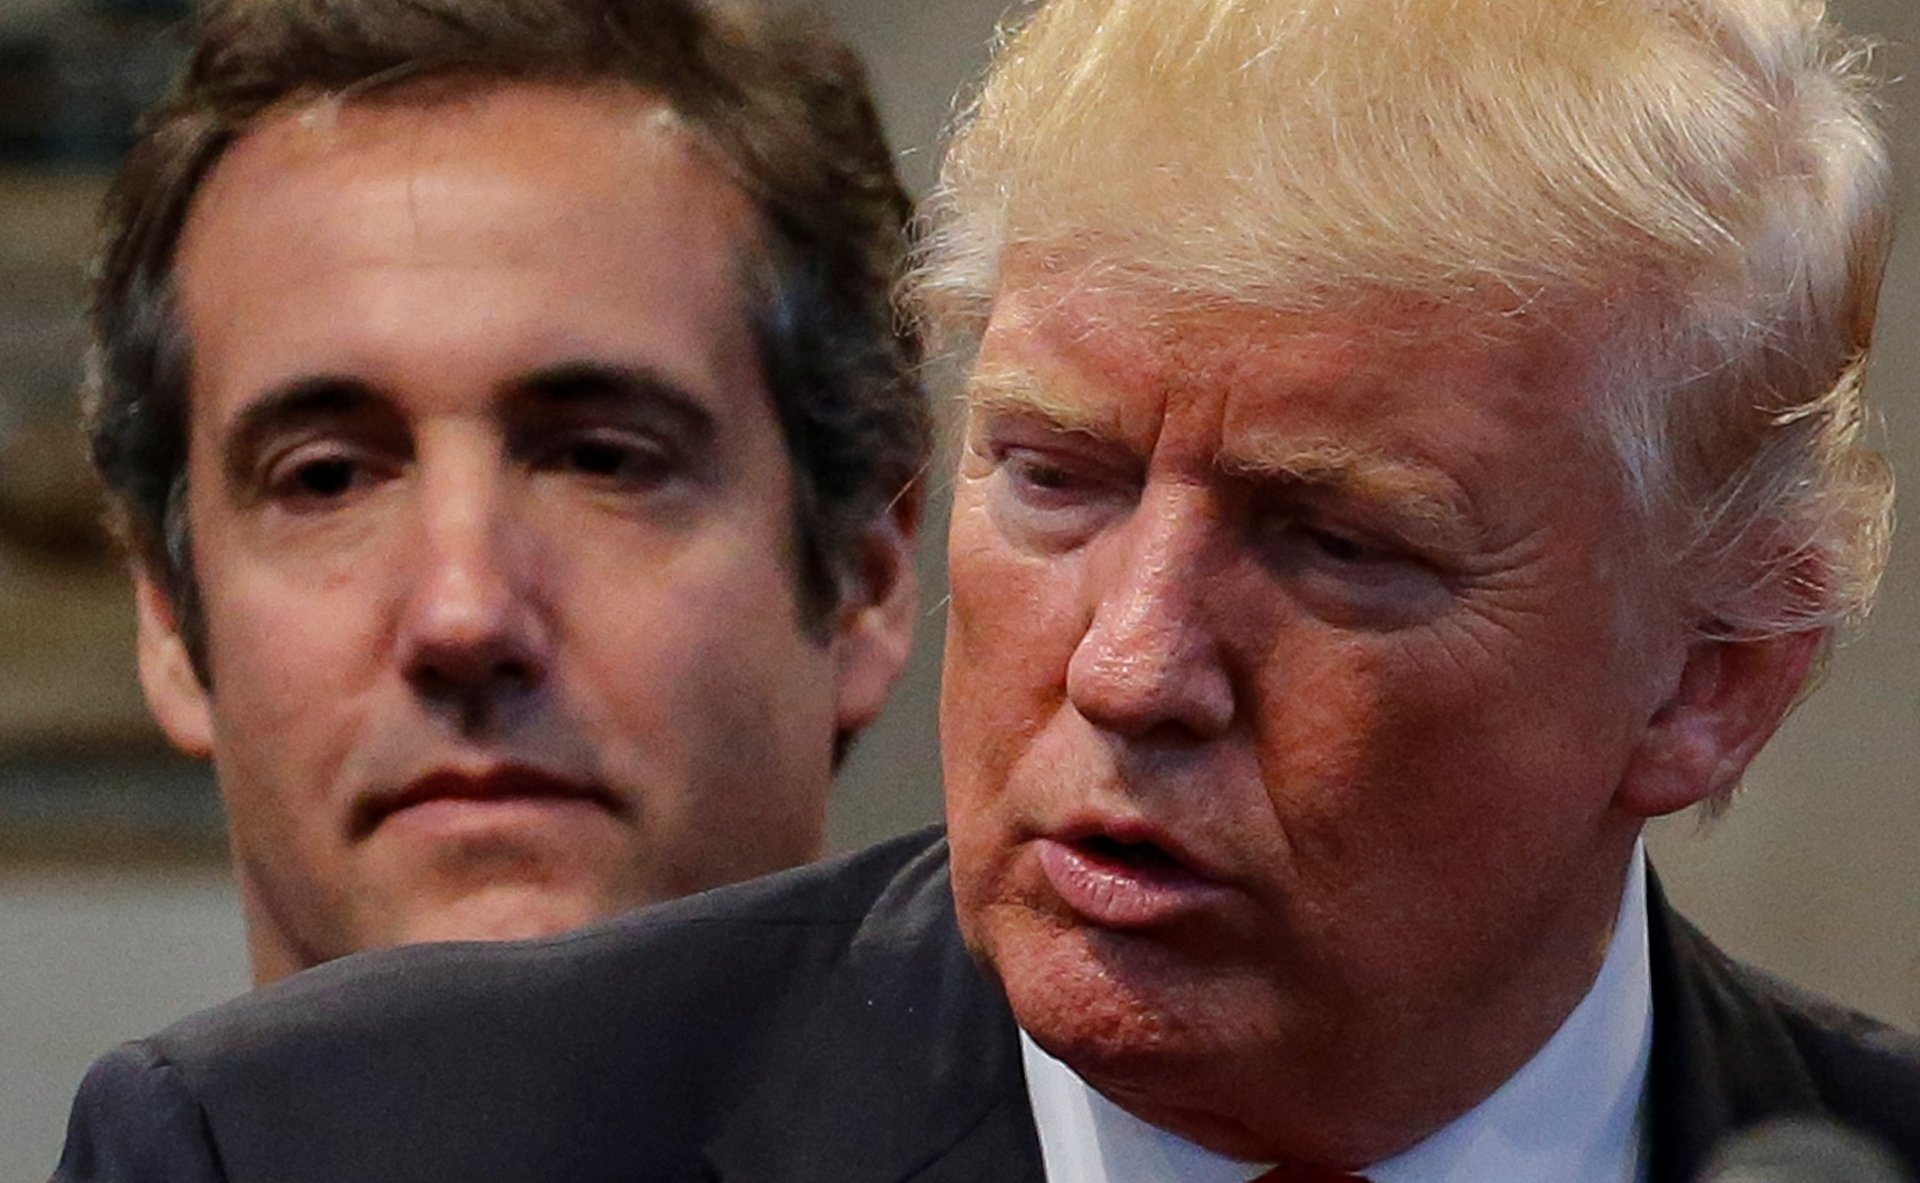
257,435,336,487
511,409,708,483
528,423,676,469
1298,519,1385,560
255,437,395,508
542,423,667,450
1254,486,1464,569
970,422,1132,553
977,410,1142,483
995,442,1143,513
1296,509,1405,558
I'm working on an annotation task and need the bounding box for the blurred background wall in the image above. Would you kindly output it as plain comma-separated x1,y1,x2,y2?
0,0,1913,1176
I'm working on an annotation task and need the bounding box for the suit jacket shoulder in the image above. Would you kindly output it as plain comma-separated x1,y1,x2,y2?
59,836,1919,1183
58,1040,227,1183
1647,877,1920,1181
53,826,1039,1183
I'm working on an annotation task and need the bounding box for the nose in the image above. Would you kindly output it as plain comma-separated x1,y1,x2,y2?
1065,489,1235,741
397,466,550,733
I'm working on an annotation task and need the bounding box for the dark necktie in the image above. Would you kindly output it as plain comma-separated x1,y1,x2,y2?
1248,1169,1373,1183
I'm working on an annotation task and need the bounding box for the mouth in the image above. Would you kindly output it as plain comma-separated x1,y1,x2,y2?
351,765,625,840
1035,820,1232,929
1073,832,1190,873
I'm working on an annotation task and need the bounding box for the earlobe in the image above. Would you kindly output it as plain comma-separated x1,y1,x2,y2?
1614,629,1821,818
133,567,215,758
830,485,923,737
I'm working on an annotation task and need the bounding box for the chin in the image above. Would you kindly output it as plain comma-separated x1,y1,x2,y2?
991,907,1197,1060
387,881,633,948
997,926,1339,1164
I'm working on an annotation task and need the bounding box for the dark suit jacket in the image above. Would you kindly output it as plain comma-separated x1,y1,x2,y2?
52,827,1920,1182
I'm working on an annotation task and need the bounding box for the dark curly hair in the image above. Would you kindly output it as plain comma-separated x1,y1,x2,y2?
87,0,928,680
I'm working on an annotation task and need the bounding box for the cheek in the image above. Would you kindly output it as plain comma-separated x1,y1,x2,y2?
191,474,393,708
197,574,384,830
942,503,1077,883
573,533,834,773
1258,621,1620,901
1245,641,1565,981
204,673,353,876
940,500,1088,788
1256,633,1511,840
210,596,364,707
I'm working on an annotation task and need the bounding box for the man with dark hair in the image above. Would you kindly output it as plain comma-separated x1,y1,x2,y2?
84,0,926,984
54,0,1920,1180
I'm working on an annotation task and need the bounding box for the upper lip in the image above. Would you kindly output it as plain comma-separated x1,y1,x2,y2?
350,763,626,838
1042,810,1228,882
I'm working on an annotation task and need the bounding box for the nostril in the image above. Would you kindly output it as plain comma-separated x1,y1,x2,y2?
405,648,543,707
423,658,532,686
490,657,538,694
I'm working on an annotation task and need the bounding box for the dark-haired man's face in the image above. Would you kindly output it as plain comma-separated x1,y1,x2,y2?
134,81,914,983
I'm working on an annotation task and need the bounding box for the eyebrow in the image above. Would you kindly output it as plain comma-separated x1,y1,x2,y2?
218,362,723,487
508,361,719,450
964,361,1128,445
1217,440,1476,550
221,377,388,492
966,361,1477,551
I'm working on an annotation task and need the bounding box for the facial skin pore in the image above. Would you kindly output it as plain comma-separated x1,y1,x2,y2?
940,268,1814,1167
135,82,914,983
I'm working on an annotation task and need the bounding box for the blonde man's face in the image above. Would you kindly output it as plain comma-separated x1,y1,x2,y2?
940,274,1695,1161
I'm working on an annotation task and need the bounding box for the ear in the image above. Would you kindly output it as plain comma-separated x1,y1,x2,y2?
133,565,214,758
1614,629,1821,818
829,484,923,738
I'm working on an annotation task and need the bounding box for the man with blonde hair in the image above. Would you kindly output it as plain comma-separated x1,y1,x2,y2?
54,0,1919,1180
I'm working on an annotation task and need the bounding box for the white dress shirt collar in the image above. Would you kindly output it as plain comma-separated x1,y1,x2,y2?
1020,844,1653,1183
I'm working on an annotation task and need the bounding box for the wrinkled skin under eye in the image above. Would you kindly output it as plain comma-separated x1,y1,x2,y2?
968,418,1143,553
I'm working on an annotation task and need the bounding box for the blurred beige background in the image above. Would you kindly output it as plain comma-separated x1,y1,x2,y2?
0,0,1914,1177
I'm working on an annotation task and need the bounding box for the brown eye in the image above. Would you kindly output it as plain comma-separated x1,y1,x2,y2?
262,443,387,510
567,440,633,477
290,456,359,498
546,431,676,489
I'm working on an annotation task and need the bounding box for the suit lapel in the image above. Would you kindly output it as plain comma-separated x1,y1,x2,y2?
702,840,1044,1183
1642,873,1825,1183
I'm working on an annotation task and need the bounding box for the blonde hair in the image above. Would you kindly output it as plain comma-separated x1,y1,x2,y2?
913,0,1893,643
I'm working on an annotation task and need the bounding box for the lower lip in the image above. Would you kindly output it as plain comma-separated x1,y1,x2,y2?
1034,837,1230,929
376,796,616,840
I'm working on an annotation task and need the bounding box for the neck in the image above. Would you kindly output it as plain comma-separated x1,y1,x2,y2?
237,866,313,986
